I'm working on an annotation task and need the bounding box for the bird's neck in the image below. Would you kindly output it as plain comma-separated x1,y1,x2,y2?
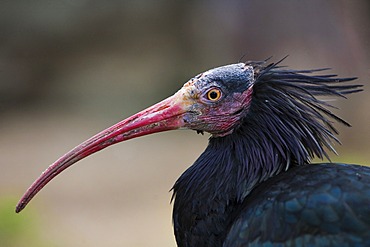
172,128,295,247
174,127,295,202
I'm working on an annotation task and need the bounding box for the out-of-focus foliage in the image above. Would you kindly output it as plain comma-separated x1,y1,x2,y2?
0,196,50,247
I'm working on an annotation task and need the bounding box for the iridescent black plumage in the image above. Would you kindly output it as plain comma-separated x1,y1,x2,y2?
224,163,370,247
171,60,369,247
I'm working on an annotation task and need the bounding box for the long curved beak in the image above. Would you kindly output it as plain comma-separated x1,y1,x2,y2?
16,92,188,213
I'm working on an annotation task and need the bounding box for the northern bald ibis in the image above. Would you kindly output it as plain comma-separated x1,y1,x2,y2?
16,59,370,246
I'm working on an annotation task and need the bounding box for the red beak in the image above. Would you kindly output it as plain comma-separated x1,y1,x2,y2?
16,93,188,213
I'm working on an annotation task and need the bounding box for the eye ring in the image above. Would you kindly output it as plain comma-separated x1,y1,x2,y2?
206,88,222,101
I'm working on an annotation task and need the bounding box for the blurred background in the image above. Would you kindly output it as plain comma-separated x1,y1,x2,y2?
1,1,369,246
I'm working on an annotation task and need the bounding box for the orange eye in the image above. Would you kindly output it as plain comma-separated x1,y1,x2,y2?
206,88,222,101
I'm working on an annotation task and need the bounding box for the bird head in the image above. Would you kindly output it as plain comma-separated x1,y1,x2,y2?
177,63,254,136
15,63,255,213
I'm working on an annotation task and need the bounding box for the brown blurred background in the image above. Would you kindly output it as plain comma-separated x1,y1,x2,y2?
1,1,369,246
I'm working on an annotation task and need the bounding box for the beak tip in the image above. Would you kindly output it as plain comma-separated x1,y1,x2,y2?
15,192,32,213
15,204,23,213
15,198,27,213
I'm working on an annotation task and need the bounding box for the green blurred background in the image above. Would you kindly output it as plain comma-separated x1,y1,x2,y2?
1,1,369,246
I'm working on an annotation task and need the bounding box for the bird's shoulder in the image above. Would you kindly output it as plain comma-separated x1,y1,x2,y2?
223,163,370,247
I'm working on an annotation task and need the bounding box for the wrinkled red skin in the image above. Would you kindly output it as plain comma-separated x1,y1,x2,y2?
184,88,253,137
